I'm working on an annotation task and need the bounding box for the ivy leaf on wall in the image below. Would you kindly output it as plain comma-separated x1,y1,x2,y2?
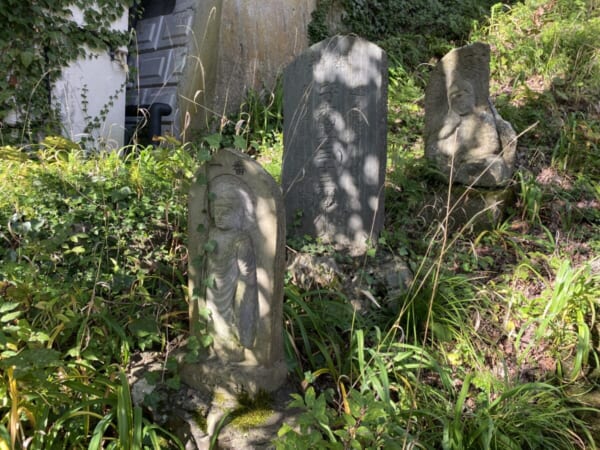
0,0,132,143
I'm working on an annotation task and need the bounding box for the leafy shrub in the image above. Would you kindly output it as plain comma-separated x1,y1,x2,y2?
308,0,511,63
0,144,198,448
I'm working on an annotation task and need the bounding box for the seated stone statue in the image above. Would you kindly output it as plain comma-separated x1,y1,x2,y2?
205,178,258,363
425,42,517,187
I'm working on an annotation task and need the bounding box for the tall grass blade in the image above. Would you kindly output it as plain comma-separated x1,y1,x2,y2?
116,371,133,449
89,412,114,450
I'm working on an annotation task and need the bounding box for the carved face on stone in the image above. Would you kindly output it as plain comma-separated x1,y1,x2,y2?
211,195,242,231
209,180,255,232
448,81,475,116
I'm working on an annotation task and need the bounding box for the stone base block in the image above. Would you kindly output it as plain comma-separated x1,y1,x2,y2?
418,185,515,233
180,359,288,395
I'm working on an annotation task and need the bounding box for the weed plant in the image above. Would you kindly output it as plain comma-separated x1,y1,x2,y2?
0,143,199,448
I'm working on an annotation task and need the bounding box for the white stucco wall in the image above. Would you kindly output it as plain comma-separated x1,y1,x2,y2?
53,7,129,150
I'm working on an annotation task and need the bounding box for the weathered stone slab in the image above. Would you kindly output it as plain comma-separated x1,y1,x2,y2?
185,148,286,393
282,35,388,254
424,42,517,187
418,185,514,232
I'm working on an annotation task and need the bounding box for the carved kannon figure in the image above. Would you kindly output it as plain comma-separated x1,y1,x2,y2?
424,42,517,187
436,79,511,182
184,148,287,393
205,178,258,362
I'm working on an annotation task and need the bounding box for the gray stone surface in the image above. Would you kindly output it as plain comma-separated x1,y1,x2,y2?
186,148,286,393
418,185,514,232
128,351,300,450
424,42,517,187
128,1,317,140
282,35,388,255
127,0,211,139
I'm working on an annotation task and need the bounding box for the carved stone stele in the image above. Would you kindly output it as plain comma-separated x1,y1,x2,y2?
282,35,388,255
424,42,517,187
183,148,286,393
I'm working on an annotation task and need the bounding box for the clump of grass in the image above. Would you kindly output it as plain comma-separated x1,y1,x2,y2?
472,1,600,176
437,376,595,450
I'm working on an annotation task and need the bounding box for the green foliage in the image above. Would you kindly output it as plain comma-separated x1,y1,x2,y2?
472,0,600,175
278,2,600,447
477,1,600,96
508,257,600,381
275,385,412,449
0,0,133,144
283,286,360,381
0,144,199,448
307,0,335,44
215,77,284,155
553,112,600,176
309,0,509,63
438,376,594,450
1,0,600,447
517,172,544,225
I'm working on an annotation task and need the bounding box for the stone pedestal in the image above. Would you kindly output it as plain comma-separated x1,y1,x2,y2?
179,359,288,394
418,185,514,232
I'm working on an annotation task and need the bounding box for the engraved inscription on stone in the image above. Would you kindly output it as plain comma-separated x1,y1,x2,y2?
282,36,388,254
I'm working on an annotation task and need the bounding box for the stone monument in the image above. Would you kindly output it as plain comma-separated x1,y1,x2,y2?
282,35,388,254
424,42,517,187
184,148,287,393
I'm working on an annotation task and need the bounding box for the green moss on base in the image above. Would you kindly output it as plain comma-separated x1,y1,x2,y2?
229,389,274,430
230,408,274,431
194,408,208,434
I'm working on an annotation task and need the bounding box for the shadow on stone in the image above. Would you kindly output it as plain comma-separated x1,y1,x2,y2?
282,35,388,255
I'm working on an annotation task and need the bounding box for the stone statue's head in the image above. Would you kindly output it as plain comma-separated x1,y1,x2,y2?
209,177,255,231
447,80,475,116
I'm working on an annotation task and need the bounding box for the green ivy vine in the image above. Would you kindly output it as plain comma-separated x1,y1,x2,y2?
308,0,508,66
307,0,336,44
0,0,135,144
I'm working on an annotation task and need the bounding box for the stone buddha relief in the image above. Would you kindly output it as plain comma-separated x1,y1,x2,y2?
204,176,258,362
185,148,286,392
424,42,517,187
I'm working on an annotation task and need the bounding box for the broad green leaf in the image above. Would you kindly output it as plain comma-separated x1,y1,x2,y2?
203,133,222,149
200,334,213,348
233,135,247,150
0,311,21,323
0,302,19,314
203,239,217,253
89,412,114,450
66,245,86,255
20,51,34,68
